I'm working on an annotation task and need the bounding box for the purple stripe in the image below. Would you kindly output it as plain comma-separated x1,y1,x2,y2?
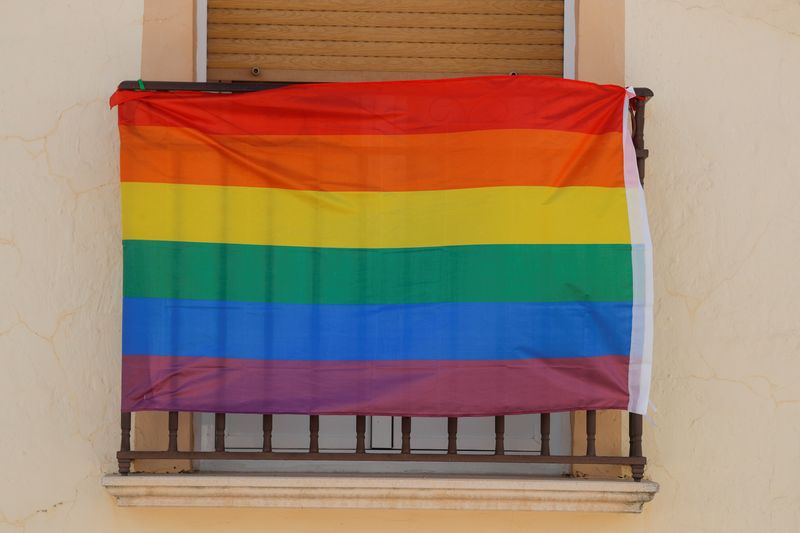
122,355,630,416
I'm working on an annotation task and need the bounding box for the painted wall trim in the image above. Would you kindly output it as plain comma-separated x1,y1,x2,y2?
103,474,658,513
563,0,577,79
195,0,207,82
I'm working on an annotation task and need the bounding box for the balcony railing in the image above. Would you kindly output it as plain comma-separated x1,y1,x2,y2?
116,81,653,481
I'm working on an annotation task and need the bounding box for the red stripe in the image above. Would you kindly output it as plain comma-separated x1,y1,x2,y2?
122,355,630,415
113,76,625,136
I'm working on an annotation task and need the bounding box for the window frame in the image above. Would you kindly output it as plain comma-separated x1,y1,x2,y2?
192,0,577,474
194,0,577,82
190,0,578,475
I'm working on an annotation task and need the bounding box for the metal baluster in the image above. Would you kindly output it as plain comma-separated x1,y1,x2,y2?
447,417,458,455
401,417,411,454
214,413,226,452
119,412,131,475
586,410,597,456
629,413,644,482
629,89,650,482
309,415,320,453
540,413,551,456
262,414,273,453
494,416,505,455
355,416,366,454
167,411,178,452
631,96,650,185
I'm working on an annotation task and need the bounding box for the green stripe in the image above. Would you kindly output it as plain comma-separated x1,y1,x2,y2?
123,240,632,304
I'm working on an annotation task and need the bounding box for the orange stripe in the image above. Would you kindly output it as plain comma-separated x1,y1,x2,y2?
120,125,623,191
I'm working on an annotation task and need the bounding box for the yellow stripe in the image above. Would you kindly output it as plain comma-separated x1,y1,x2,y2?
122,182,630,247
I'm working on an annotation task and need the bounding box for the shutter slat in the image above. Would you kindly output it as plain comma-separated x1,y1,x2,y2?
208,53,562,75
207,68,531,82
208,9,564,30
208,0,564,16
207,0,566,81
208,24,563,45
209,39,564,60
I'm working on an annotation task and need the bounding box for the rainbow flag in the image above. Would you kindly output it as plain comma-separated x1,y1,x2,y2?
112,76,653,416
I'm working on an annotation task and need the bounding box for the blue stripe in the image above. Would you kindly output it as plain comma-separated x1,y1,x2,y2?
122,297,632,361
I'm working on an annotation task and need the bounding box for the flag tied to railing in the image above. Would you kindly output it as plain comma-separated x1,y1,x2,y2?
112,76,653,416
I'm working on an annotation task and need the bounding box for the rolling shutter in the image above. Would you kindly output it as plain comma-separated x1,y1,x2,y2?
207,0,566,82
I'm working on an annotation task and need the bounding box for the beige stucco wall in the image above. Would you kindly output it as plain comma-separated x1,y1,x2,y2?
625,1,800,530
140,0,195,82
2,1,800,532
576,0,626,85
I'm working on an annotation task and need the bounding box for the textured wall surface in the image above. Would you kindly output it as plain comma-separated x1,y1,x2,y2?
1,1,799,531
624,1,800,531
0,0,143,531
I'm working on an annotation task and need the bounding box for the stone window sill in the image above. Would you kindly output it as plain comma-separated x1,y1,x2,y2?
102,473,658,513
